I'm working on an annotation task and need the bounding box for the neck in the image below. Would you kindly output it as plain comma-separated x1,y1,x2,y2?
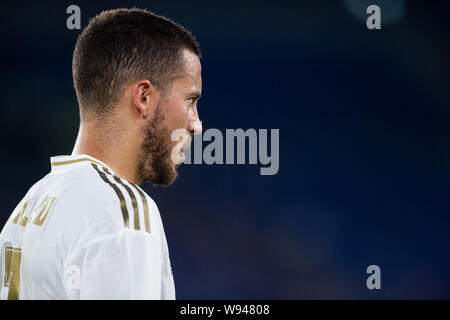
72,120,142,184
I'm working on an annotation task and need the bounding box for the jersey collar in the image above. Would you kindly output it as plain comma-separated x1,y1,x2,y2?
50,154,115,173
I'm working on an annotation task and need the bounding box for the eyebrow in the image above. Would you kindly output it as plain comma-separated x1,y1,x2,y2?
188,91,201,100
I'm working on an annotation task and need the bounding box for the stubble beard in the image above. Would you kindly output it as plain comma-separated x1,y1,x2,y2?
137,102,178,186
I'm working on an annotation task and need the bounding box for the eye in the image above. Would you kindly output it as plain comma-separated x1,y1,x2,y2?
187,93,201,106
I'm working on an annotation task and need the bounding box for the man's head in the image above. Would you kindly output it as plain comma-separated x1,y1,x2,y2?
72,8,202,185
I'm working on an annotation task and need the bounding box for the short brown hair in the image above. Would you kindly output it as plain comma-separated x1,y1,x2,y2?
72,8,200,120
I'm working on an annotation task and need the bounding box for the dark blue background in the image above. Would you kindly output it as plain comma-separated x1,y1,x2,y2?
1,1,449,298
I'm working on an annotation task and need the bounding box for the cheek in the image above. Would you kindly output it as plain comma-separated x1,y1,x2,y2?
166,102,189,129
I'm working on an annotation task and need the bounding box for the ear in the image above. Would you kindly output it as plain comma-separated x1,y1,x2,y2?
132,79,158,119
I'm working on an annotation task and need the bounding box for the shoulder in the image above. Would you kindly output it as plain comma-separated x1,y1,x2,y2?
5,174,49,224
52,164,161,238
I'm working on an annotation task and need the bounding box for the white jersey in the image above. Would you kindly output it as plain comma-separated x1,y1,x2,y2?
0,154,175,299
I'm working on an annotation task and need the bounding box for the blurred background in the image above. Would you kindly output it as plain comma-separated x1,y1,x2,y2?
1,0,449,299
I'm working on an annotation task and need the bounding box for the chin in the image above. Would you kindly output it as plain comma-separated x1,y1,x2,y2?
161,169,178,186
144,163,178,186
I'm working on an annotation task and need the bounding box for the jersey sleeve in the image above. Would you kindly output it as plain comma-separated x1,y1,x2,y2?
62,229,163,299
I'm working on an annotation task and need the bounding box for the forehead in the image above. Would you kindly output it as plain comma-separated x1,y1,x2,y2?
171,50,202,93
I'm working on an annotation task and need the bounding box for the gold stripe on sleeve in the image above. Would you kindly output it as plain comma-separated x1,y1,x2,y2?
104,169,141,231
91,163,130,229
131,184,150,233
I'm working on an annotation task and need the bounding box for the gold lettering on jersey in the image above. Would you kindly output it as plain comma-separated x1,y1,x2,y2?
11,200,29,225
32,195,56,226
19,216,29,227
4,246,22,300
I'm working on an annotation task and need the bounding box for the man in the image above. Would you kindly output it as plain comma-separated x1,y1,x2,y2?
0,8,202,299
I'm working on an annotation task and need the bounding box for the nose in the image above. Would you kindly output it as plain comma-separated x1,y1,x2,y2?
187,106,202,136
